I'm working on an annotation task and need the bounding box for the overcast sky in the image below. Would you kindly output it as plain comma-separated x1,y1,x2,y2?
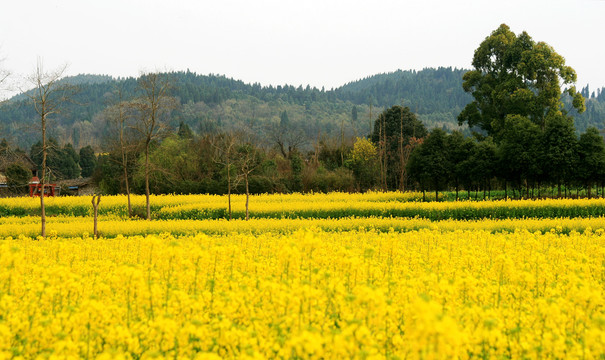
1,0,604,96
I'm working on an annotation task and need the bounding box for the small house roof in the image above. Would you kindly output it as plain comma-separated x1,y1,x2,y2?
57,177,92,188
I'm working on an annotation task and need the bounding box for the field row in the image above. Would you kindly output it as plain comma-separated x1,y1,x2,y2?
4,194,605,220
1,228,604,359
3,215,605,238
0,192,422,217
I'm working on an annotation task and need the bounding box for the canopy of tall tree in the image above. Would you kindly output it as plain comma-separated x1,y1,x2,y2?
458,24,585,139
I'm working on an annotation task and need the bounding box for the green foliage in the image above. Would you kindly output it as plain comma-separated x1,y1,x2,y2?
177,121,194,139
539,114,578,189
303,167,355,193
78,145,97,178
371,105,427,189
289,151,303,192
458,24,585,139
5,163,31,194
30,138,81,180
497,115,541,187
577,127,605,192
446,131,475,197
94,153,124,195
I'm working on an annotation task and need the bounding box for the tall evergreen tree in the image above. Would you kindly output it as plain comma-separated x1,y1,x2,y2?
458,24,585,140
370,105,427,189
79,145,97,178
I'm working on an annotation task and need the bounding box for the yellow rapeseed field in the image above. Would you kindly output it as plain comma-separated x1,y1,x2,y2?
1,193,605,359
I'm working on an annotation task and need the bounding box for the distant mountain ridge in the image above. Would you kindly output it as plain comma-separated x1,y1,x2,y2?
1,68,603,150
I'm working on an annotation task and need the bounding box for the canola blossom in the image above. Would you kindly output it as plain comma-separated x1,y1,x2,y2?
1,228,605,359
3,215,605,238
4,193,605,220
1,193,605,359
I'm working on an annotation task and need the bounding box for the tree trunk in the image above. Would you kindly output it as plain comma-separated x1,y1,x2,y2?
92,195,101,238
40,120,47,238
245,172,250,221
558,181,562,198
565,185,568,199
227,164,232,220
588,183,592,198
145,141,151,220
122,151,132,218
423,189,426,202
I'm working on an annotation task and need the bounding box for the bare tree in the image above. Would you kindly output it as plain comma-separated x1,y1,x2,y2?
131,72,177,220
212,132,237,220
0,50,10,103
25,59,75,237
267,121,307,159
103,86,136,217
235,142,259,221
398,101,405,191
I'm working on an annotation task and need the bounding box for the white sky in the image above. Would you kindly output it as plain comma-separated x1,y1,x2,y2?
1,0,604,95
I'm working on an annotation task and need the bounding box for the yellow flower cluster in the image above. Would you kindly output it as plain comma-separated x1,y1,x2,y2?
0,191,423,212
4,192,605,220
3,193,605,358
1,228,605,359
2,215,605,238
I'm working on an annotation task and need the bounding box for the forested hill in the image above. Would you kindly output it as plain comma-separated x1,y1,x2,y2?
335,68,471,110
1,68,604,150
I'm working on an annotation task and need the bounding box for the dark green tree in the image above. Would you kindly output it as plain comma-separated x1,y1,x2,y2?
406,128,449,201
79,145,97,178
446,131,474,200
58,143,80,179
370,105,427,189
577,127,605,197
497,115,541,198
280,110,290,128
289,150,303,192
5,163,31,194
458,24,585,139
177,121,194,139
539,114,578,197
469,138,497,199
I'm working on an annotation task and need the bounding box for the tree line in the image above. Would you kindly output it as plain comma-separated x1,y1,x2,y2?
2,24,605,208
3,65,603,152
